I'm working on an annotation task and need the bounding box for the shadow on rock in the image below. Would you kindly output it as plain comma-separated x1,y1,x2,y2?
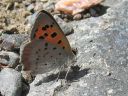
85,4,109,17
94,4,109,16
21,78,30,96
35,66,90,86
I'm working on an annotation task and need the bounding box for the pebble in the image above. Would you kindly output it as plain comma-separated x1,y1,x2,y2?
0,51,19,68
0,68,22,96
54,15,74,35
43,1,55,12
40,0,48,2
55,0,103,15
34,2,44,11
73,14,83,20
27,3,35,13
83,13,91,19
6,2,14,10
0,34,29,51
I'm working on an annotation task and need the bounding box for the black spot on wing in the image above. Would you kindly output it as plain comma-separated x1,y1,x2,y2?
45,42,48,47
50,25,53,27
62,46,65,49
58,40,62,44
51,32,57,38
42,27,46,30
42,25,49,31
45,25,49,28
59,53,61,55
44,33,48,37
39,36,44,39
53,47,56,50
44,48,47,50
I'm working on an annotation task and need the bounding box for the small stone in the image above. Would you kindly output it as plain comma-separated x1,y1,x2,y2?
0,24,3,29
6,2,14,10
0,68,22,96
43,1,55,12
3,25,18,34
40,0,48,2
25,12,38,25
73,14,83,20
54,15,74,35
22,11,31,18
0,40,15,51
34,2,44,11
55,0,103,15
0,34,29,51
27,3,35,13
83,13,91,19
14,2,20,8
23,0,31,7
0,51,19,68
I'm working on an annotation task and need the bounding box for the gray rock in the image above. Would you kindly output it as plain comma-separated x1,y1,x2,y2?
0,68,22,96
27,74,62,96
26,0,128,96
25,12,38,25
6,2,14,10
0,51,19,68
43,1,55,12
27,4,35,12
0,34,29,51
54,15,74,35
89,8,98,17
34,2,43,11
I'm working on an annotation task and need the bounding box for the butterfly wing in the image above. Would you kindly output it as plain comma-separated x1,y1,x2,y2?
21,10,74,75
31,10,73,54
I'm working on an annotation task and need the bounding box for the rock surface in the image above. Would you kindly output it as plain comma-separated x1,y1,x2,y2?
27,0,128,96
0,68,22,96
0,33,29,51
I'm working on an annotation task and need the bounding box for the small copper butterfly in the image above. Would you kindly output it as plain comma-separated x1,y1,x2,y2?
20,10,74,75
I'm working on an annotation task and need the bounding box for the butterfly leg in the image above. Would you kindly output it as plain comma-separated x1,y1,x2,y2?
56,70,61,81
55,65,65,81
64,66,71,80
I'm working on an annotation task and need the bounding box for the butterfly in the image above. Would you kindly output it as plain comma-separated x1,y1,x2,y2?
20,10,74,76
